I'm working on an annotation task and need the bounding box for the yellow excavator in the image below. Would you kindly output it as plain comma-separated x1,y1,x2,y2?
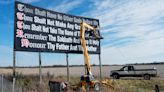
79,22,102,91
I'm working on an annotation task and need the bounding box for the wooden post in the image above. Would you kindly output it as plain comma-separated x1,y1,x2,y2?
39,52,42,84
66,53,70,82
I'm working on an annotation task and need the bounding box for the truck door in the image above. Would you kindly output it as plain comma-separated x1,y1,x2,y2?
122,66,129,76
117,66,129,76
121,66,135,77
127,66,135,76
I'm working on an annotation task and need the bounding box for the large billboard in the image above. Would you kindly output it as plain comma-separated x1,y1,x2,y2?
14,1,101,54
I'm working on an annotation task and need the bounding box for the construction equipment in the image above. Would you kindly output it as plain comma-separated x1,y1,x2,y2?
79,22,102,91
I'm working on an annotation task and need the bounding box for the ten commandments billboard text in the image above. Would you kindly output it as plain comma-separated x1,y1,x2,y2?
14,1,100,54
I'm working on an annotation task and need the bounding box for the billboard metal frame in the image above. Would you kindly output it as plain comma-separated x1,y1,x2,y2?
13,1,102,83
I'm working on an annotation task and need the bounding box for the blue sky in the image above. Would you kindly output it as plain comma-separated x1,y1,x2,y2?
0,0,164,66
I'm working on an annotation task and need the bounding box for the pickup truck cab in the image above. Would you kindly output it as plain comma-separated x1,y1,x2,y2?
110,65,157,80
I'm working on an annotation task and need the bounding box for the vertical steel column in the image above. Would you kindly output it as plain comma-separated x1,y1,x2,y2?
66,53,70,82
1,74,3,92
39,52,42,84
12,77,15,92
13,51,16,92
99,54,102,79
13,51,16,79
13,1,16,91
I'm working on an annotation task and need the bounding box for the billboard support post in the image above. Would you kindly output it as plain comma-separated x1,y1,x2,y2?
39,52,42,84
13,51,16,78
66,53,70,82
1,74,3,92
12,77,15,92
99,54,102,80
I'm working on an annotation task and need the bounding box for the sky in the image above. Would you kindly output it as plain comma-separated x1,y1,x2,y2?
0,0,164,66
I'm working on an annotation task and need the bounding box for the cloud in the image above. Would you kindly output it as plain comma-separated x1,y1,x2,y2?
48,0,83,13
81,0,164,64
101,35,164,64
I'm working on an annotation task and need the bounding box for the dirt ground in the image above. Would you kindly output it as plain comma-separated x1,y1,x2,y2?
0,64,164,78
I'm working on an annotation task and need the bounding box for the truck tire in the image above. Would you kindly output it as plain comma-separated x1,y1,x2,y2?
112,74,120,79
144,74,150,80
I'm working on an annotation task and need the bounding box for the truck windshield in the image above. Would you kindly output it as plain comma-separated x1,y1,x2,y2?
120,67,124,70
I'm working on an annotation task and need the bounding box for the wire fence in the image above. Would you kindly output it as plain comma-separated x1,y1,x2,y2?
0,74,22,92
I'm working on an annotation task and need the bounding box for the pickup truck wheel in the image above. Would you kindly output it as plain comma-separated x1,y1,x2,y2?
144,74,150,80
113,74,119,79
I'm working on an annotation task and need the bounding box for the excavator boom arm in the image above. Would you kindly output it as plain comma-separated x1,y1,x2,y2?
80,22,101,75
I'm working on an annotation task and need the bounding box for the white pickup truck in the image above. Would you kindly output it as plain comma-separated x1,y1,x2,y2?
110,65,157,80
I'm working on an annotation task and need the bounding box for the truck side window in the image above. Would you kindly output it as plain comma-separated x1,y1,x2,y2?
124,67,128,71
128,66,134,71
128,66,131,71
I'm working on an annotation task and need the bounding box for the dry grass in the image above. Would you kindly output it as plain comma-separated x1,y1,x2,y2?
1,65,164,92
3,73,164,92
114,78,164,92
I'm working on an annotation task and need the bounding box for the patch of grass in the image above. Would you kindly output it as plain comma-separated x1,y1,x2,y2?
3,73,164,92
114,78,164,92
